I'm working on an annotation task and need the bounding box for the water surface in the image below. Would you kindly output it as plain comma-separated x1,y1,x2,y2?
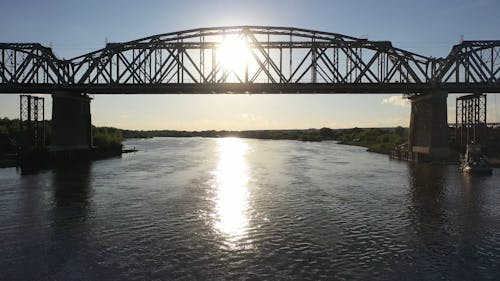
1,137,499,280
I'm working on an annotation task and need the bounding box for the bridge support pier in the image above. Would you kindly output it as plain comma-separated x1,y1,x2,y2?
408,90,451,162
50,92,92,151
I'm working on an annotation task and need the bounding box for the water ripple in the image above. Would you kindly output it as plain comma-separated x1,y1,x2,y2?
1,138,500,280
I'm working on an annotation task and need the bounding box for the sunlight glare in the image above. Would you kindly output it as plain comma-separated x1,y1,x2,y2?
212,138,250,246
217,36,251,78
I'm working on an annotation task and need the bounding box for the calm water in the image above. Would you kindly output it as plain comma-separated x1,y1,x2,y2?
1,137,500,280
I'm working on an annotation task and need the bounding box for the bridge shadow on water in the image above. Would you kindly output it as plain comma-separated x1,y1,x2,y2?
406,163,450,279
3,163,96,280
406,163,498,280
46,163,98,280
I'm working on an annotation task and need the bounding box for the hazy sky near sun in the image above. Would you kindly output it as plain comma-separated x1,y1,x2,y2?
1,0,500,130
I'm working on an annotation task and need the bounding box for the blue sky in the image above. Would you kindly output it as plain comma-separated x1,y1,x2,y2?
1,0,500,130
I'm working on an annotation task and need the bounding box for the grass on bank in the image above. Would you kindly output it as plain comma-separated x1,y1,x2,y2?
92,126,124,153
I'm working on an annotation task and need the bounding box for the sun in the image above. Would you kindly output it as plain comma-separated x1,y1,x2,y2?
217,35,251,80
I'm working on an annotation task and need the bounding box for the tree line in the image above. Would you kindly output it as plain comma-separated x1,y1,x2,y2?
1,117,409,155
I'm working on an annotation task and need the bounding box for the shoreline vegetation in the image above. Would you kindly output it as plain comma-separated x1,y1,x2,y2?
1,117,409,168
3,117,500,168
119,126,408,155
3,116,500,170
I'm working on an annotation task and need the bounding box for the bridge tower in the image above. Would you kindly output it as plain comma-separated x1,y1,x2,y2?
50,92,93,151
19,95,46,149
408,91,451,161
455,93,487,150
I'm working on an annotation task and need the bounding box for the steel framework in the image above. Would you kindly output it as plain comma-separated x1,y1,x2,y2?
19,95,45,148
455,93,487,148
1,26,500,94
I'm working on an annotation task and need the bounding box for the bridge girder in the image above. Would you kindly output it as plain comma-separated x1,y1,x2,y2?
434,40,500,85
1,26,500,94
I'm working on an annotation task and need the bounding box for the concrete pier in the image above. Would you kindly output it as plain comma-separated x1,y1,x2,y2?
50,93,92,151
408,91,450,161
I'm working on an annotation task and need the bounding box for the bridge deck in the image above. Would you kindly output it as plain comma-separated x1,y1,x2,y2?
1,83,499,94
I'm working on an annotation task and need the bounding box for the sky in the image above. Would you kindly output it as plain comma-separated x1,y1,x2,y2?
1,0,500,130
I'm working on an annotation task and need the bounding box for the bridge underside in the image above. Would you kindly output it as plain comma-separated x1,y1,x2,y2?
1,83,499,95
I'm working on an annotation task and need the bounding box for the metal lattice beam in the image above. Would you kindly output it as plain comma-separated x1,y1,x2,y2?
435,41,500,85
1,26,500,94
19,95,45,148
455,93,487,148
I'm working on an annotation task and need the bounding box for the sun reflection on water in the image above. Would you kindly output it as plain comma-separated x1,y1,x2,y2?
212,138,250,247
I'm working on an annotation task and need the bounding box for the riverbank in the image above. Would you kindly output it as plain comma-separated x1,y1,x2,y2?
337,140,394,155
2,116,410,168
0,146,136,170
329,127,407,155
0,119,127,169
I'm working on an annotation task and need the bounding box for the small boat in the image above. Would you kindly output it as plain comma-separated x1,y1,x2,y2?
462,143,493,175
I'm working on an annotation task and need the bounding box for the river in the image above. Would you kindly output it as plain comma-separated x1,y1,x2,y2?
1,137,499,280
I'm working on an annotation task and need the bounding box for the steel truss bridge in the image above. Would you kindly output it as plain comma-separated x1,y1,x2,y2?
1,26,500,94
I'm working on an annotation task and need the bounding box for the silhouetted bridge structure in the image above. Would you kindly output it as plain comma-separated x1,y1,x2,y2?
1,26,500,160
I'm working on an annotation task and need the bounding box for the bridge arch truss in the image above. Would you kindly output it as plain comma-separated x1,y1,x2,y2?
1,26,499,94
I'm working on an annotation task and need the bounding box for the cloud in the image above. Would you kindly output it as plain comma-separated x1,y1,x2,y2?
240,113,257,121
381,95,410,108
